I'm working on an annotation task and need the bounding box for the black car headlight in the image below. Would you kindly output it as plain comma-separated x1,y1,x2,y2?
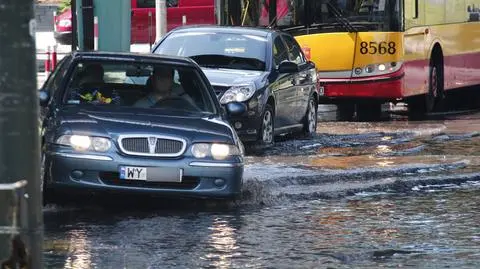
56,135,112,152
191,143,242,160
219,82,256,104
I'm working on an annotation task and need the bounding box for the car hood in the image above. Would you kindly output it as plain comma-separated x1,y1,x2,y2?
201,68,268,87
53,107,235,144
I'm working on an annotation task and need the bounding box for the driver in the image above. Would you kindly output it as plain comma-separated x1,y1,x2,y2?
134,66,196,108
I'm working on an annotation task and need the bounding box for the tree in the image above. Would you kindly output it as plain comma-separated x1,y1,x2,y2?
58,0,71,13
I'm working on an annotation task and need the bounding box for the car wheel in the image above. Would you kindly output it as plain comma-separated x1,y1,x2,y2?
41,151,49,205
41,150,57,205
303,96,317,137
259,104,274,146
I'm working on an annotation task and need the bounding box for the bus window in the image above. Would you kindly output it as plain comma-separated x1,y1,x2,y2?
137,0,178,8
220,0,403,32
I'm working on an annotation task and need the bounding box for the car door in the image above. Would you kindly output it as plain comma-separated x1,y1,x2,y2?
271,35,297,129
41,56,71,142
281,34,316,124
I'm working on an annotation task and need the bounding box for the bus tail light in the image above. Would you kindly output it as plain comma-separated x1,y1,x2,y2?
352,62,403,77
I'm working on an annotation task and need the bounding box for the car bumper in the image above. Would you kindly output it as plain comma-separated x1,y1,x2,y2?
228,114,263,142
54,31,72,44
319,71,405,102
44,149,244,199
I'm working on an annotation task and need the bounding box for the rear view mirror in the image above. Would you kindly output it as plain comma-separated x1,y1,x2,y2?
126,65,152,77
39,90,50,107
277,61,299,73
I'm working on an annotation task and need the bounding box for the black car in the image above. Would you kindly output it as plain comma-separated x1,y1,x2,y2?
152,25,320,146
38,51,246,203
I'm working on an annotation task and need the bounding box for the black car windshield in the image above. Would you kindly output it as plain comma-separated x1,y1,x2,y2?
62,60,217,115
154,32,268,71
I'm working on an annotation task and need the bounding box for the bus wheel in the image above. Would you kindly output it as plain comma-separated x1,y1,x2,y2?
426,57,443,112
356,103,382,121
336,103,355,121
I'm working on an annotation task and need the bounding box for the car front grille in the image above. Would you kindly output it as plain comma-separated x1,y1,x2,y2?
119,135,186,157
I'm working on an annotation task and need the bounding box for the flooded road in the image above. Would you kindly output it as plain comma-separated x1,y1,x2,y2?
43,110,480,268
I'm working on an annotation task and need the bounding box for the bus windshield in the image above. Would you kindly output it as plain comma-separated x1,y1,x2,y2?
221,0,403,33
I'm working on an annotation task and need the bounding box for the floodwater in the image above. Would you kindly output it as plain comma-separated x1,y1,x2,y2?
44,186,480,269
43,109,480,268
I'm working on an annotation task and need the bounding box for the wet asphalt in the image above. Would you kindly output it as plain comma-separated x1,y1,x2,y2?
43,100,480,268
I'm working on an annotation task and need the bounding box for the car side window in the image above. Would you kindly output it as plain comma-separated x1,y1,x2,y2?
282,35,306,65
273,36,289,68
43,56,69,97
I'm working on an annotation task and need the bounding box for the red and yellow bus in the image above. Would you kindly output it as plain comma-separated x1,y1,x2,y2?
218,0,480,120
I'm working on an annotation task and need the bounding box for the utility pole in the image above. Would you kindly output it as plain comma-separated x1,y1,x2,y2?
0,0,43,268
156,0,167,42
71,0,78,51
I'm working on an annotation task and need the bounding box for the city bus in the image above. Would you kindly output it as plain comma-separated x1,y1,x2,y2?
218,0,480,120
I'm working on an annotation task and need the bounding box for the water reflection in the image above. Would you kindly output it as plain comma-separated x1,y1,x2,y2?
63,229,92,269
205,218,239,269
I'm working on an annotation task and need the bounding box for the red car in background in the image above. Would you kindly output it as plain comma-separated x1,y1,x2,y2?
54,0,215,45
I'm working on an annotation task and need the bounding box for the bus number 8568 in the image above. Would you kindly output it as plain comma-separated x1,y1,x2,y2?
360,41,396,55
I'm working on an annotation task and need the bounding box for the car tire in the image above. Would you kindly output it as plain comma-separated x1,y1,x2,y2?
258,104,275,147
41,151,50,205
303,95,318,137
41,150,58,205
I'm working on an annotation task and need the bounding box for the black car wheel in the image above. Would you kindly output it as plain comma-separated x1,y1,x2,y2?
41,149,57,205
259,104,274,146
303,96,317,137
41,151,50,205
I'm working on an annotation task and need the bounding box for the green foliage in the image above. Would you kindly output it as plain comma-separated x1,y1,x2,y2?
58,0,71,14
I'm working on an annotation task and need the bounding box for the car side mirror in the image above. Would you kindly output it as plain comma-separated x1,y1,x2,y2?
225,102,246,117
39,90,50,107
277,61,299,73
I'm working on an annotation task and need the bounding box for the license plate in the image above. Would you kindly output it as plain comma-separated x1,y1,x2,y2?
119,166,182,182
319,86,325,96
120,166,147,180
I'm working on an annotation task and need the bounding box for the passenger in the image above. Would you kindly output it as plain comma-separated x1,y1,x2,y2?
134,66,197,109
78,63,104,86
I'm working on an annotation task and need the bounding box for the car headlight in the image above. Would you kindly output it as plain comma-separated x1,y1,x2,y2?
56,135,112,152
219,83,256,104
191,143,241,160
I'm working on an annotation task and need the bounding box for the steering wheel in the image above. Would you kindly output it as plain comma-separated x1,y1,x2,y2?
153,96,200,111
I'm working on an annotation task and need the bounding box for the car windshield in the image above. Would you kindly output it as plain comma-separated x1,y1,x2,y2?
62,60,217,115
154,32,268,71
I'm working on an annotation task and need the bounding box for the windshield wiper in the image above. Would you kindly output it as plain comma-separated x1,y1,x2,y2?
325,0,358,32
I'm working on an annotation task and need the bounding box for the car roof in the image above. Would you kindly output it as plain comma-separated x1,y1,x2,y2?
70,51,199,66
168,25,276,37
